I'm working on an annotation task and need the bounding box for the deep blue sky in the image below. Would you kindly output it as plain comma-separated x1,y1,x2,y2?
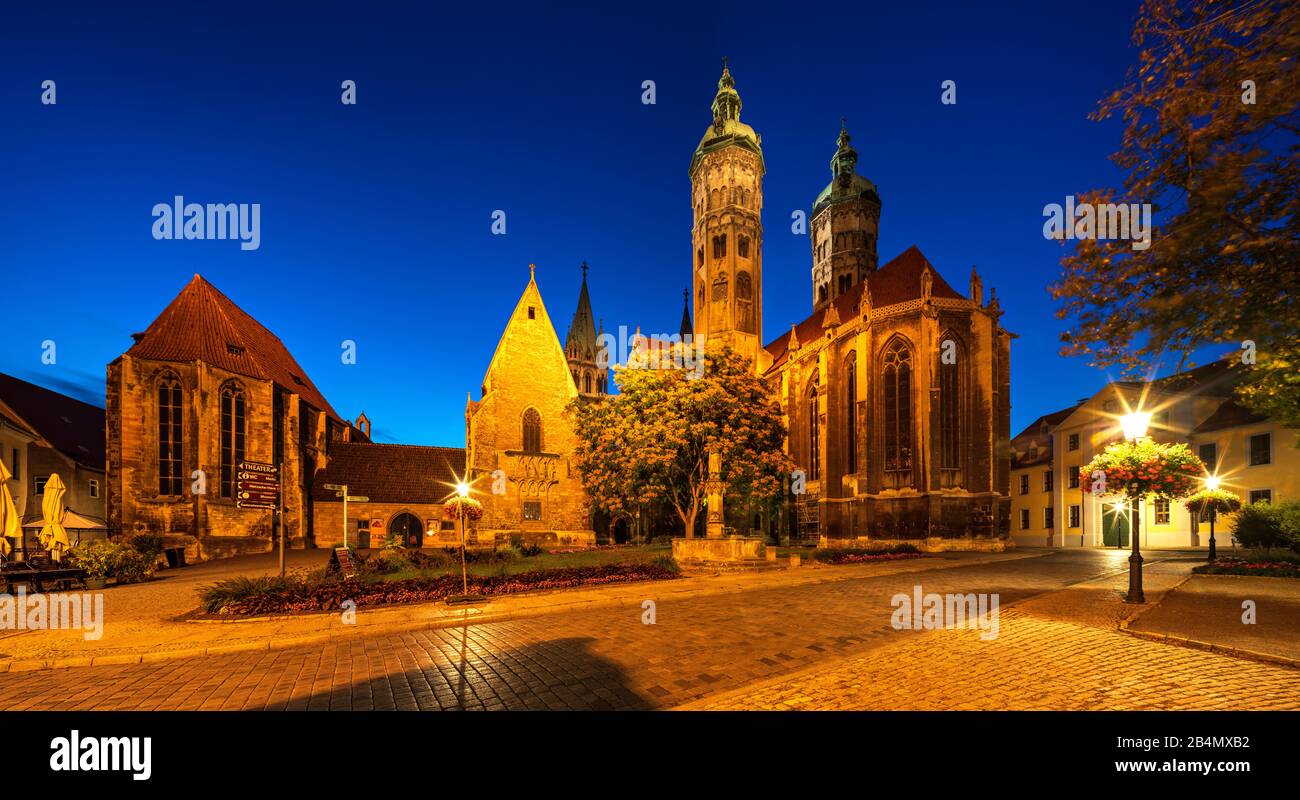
2,1,1192,444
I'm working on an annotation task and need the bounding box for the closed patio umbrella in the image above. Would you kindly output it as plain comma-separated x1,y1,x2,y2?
38,473,71,563
0,459,17,559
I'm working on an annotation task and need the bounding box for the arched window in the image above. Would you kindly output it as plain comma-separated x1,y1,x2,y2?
522,408,542,454
845,356,857,474
157,374,183,495
583,372,592,394
736,271,753,300
939,333,963,471
807,384,820,481
220,383,246,498
882,339,912,473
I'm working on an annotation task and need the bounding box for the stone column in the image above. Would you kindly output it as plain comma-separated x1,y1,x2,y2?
705,451,725,538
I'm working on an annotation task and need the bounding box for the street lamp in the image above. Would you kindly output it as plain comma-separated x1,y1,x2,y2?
1204,475,1221,562
456,481,471,595
1120,410,1150,603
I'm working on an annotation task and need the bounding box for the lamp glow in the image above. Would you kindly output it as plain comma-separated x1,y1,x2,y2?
1205,476,1221,491
457,481,470,498
1119,411,1151,441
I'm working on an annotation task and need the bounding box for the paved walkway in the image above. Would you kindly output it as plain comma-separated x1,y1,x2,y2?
2,549,1254,710
681,608,1300,710
1127,573,1300,662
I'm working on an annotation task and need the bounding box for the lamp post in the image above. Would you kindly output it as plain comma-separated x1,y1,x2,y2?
456,481,470,595
1205,476,1221,562
1120,411,1151,603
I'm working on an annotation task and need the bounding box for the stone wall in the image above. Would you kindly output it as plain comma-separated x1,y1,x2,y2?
107,354,326,560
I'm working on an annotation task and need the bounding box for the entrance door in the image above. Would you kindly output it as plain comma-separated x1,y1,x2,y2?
1102,506,1130,547
389,513,423,548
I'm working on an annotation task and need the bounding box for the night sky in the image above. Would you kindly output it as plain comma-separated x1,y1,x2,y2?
1,1,1204,445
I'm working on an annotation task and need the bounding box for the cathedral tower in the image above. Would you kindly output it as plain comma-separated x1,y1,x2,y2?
810,121,880,312
689,63,764,370
564,261,605,397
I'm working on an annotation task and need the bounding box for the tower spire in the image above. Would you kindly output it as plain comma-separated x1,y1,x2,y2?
679,287,693,339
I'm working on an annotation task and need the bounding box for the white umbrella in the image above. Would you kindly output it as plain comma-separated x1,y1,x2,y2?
38,473,71,563
0,459,17,560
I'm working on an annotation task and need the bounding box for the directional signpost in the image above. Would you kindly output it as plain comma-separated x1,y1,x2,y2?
237,460,283,574
323,483,368,548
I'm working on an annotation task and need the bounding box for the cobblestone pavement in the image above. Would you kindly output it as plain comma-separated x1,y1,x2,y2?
683,609,1300,710
3,550,1278,710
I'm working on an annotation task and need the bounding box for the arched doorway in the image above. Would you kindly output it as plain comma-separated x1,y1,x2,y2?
389,513,423,548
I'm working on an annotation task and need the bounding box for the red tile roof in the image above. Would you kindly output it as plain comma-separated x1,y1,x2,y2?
0,372,106,470
311,442,467,504
763,246,965,370
1010,404,1082,468
125,275,343,422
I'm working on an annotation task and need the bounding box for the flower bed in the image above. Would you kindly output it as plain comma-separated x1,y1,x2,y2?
208,562,681,615
1193,557,1300,578
812,544,925,565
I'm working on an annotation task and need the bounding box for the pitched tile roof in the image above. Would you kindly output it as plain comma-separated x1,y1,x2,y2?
311,442,467,504
763,245,965,370
1010,404,1082,469
0,372,106,470
1193,398,1268,434
125,275,343,422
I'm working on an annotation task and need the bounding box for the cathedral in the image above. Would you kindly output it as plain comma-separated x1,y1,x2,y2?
690,66,1013,545
102,65,1012,559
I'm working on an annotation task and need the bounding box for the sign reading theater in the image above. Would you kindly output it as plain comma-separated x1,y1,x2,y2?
235,461,280,510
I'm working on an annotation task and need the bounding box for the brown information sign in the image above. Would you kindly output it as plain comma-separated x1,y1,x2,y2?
236,460,280,510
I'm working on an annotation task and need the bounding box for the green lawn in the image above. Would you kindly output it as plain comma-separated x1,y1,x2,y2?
376,544,672,582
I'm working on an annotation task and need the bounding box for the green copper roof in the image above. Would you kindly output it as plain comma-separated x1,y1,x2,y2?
689,65,764,176
812,121,879,216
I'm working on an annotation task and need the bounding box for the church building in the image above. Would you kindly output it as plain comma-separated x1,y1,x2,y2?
691,66,1014,545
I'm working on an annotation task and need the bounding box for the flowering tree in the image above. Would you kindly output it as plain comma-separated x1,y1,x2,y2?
1080,438,1204,502
570,345,793,537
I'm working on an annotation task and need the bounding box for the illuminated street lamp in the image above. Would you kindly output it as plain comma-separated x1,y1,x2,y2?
1205,475,1221,562
1120,410,1150,603
455,481,471,596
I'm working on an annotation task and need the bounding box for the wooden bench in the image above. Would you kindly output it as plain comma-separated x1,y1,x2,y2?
1,563,88,593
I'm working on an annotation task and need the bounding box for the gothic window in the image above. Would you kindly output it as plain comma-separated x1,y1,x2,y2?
738,235,750,259
712,234,727,259
838,274,852,294
583,372,592,394
736,271,752,300
220,382,246,498
882,339,913,473
818,284,829,304
808,384,820,481
522,407,542,454
698,281,705,307
157,374,183,495
845,355,857,474
939,332,963,471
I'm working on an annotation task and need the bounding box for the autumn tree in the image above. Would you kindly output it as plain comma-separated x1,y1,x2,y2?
1051,0,1299,432
569,345,793,538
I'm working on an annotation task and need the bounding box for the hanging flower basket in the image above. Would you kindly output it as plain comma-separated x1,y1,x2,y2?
443,496,484,521
1078,438,1203,500
1184,488,1243,517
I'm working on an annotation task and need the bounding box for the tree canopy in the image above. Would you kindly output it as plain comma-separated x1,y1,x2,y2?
1051,0,1299,431
569,345,793,537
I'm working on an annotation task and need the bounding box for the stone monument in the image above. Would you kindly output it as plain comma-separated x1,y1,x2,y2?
672,451,768,565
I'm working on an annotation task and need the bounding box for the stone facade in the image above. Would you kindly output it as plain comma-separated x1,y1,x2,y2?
689,68,1014,547
690,66,765,371
106,275,349,560
465,266,596,546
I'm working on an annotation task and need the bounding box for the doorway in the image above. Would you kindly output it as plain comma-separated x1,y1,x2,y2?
389,512,423,548
1102,506,1130,548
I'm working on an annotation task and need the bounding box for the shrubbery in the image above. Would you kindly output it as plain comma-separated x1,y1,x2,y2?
1231,501,1300,552
204,562,682,615
68,539,157,583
